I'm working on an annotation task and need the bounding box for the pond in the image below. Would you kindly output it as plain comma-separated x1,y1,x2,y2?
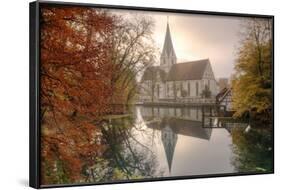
89,105,273,182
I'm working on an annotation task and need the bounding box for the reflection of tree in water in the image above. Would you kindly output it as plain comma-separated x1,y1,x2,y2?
83,117,161,182
231,127,273,173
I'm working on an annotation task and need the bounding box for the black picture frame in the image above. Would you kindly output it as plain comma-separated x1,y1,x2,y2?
29,1,274,188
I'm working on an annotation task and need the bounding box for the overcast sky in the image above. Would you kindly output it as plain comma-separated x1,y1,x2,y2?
151,13,243,78
110,9,246,79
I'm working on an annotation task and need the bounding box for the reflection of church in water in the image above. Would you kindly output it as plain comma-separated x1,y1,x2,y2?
140,106,212,174
161,118,178,173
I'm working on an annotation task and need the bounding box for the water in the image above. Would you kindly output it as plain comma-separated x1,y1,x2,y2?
132,106,235,176
89,105,273,182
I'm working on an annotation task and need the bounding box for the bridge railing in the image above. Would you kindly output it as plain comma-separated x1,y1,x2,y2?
140,97,216,104
176,98,216,104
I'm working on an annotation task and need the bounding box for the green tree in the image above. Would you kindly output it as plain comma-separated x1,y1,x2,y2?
201,85,211,98
232,18,272,119
181,90,187,97
231,127,273,172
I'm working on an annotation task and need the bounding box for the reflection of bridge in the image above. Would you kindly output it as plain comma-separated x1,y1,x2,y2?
138,105,237,129
139,106,203,122
139,104,228,119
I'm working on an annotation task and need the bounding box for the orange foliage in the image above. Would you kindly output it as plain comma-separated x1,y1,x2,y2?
40,7,115,184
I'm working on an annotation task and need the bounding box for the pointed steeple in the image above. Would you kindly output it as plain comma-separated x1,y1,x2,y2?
160,17,177,71
161,119,178,174
162,23,176,57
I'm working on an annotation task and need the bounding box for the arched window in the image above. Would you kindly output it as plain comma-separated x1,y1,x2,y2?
187,82,190,96
196,82,199,96
167,83,169,96
180,82,183,97
157,84,160,97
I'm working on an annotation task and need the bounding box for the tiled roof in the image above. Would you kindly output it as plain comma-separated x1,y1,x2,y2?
216,87,232,103
166,59,209,81
141,59,210,82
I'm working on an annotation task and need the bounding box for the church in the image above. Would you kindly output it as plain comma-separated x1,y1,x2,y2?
140,21,218,103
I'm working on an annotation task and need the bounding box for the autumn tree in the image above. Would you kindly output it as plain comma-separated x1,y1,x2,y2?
232,18,272,120
40,6,157,184
40,7,116,184
109,15,156,105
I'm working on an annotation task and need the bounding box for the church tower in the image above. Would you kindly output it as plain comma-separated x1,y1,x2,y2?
160,18,177,72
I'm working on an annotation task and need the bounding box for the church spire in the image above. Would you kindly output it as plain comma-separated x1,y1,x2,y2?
160,17,177,71
161,19,176,58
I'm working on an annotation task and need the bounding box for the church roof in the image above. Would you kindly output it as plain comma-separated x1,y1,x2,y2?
141,66,167,81
141,59,210,82
166,59,210,81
